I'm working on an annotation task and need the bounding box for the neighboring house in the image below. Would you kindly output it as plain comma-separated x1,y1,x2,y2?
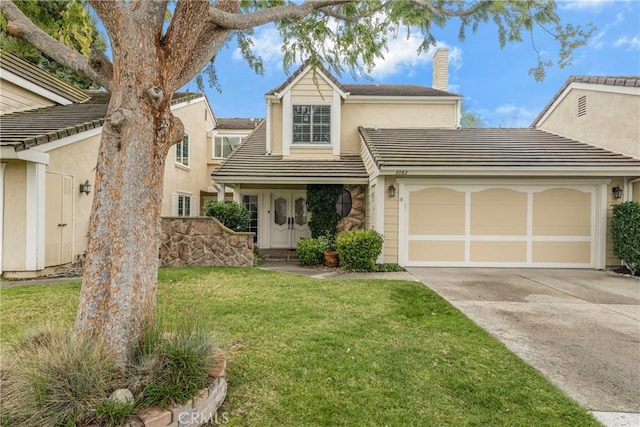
0,53,217,277
213,49,640,269
531,75,640,202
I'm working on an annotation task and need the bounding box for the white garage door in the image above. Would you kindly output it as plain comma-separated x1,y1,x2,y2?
400,183,602,268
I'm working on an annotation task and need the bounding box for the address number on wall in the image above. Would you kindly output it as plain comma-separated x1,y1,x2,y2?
395,170,408,176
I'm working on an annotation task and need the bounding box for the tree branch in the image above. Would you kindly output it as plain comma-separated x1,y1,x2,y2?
0,0,112,89
318,2,390,23
207,0,352,30
408,0,487,17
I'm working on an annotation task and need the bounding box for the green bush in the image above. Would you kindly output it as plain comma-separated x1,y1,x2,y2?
203,201,251,231
611,201,640,274
336,229,384,272
296,237,329,266
307,184,343,238
0,327,122,426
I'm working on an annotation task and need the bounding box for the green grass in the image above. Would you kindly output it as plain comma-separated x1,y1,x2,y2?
1,267,600,426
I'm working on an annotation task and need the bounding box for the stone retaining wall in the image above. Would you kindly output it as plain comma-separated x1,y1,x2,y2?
160,217,254,267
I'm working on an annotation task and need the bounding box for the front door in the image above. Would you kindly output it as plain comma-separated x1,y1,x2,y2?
270,192,310,248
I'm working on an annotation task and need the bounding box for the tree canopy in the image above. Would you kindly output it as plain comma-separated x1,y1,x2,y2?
0,0,105,88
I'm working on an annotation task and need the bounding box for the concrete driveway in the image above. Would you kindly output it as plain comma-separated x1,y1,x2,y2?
407,268,640,421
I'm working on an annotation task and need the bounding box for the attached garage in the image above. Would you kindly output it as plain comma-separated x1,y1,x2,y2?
399,181,605,268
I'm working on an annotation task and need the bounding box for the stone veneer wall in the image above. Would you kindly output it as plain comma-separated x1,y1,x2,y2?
160,217,254,267
337,184,366,233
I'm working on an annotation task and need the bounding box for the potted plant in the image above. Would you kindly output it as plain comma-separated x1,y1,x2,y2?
322,233,339,267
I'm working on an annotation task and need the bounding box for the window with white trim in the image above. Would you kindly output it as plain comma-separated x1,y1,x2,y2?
176,133,189,167
293,105,330,144
213,135,242,158
177,194,191,217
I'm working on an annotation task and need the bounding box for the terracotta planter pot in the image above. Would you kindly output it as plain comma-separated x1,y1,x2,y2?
324,251,339,267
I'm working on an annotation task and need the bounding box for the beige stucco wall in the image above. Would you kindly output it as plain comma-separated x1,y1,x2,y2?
537,88,640,159
162,100,216,216
341,102,458,154
269,102,283,155
382,176,399,264
2,160,28,270
291,71,334,99
0,79,56,115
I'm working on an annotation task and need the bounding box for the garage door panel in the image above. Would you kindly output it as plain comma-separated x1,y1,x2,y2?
532,241,591,264
471,189,527,235
533,189,591,236
408,241,464,262
409,187,464,235
470,241,527,263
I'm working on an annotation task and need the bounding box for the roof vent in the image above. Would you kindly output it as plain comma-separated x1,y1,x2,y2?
577,95,587,117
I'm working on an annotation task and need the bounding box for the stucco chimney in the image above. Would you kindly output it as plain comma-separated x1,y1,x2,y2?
432,48,449,91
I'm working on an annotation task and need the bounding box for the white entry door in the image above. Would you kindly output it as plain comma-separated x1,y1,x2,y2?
270,192,310,248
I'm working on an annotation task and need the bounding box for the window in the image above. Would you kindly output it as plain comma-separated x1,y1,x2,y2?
293,105,330,144
177,194,191,217
176,133,189,167
242,195,259,243
214,136,242,158
336,188,352,218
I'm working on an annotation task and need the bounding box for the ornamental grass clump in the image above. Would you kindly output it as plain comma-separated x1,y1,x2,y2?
0,326,122,427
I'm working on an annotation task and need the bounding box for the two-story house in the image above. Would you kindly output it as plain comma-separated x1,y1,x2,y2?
213,49,640,269
0,53,218,277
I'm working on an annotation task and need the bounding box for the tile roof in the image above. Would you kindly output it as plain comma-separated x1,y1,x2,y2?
359,127,640,169
1,91,203,151
212,121,368,181
265,62,458,97
0,52,91,104
531,75,640,126
216,117,263,130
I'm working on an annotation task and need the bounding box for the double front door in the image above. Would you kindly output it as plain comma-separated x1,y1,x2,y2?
270,192,310,248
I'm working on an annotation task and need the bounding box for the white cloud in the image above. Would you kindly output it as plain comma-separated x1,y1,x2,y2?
232,27,285,68
613,35,640,50
491,104,536,127
371,38,463,79
560,0,611,11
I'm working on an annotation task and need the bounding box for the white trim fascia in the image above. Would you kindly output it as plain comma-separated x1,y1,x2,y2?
396,177,611,186
170,95,207,111
379,166,640,177
266,98,272,154
274,65,348,99
359,139,380,179
25,163,46,271
332,88,341,156
344,95,462,104
0,163,6,274
282,91,292,156
0,69,73,105
0,147,49,164
213,176,368,185
533,82,640,127
31,127,103,153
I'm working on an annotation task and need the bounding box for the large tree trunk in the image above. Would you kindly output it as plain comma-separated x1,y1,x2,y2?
74,21,182,367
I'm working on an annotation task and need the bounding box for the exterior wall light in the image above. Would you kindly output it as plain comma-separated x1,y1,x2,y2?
612,186,623,200
388,184,396,198
80,180,92,195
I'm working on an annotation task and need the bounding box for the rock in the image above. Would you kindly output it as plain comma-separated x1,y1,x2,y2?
110,388,134,403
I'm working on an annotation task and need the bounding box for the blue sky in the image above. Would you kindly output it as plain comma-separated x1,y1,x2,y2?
178,0,639,128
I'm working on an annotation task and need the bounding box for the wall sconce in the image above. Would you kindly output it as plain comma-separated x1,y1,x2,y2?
388,184,396,198
79,180,91,195
612,186,623,199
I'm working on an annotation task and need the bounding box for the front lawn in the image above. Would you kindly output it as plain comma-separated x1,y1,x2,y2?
1,268,599,426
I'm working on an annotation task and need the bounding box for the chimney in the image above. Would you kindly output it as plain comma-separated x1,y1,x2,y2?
432,48,449,91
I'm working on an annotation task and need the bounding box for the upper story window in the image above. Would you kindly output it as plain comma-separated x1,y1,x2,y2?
176,133,189,168
214,135,242,159
293,105,331,144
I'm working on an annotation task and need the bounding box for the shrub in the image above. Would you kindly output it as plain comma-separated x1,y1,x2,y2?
133,323,220,408
296,237,329,266
0,327,122,426
307,184,343,238
611,201,640,274
203,201,250,231
336,229,384,272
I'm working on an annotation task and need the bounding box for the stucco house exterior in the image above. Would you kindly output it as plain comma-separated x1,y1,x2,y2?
0,53,220,277
213,50,640,269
